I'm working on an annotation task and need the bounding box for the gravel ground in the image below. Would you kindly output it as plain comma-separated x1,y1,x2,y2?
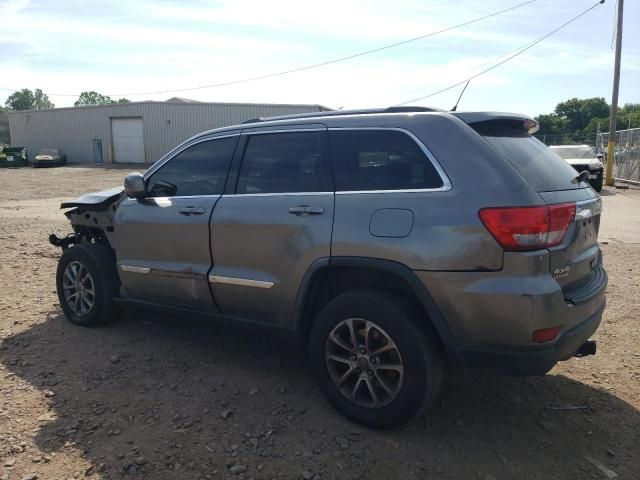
0,166,638,480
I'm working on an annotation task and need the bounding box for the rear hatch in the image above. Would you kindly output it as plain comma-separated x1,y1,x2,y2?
459,113,604,301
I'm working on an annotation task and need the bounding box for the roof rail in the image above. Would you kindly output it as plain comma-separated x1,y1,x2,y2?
242,106,442,124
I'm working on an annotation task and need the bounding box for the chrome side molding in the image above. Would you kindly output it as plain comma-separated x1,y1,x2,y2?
208,275,274,289
120,265,151,274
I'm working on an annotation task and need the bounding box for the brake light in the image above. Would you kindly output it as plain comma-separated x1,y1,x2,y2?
479,203,576,251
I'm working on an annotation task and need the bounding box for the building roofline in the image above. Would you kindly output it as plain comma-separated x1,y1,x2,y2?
7,100,333,115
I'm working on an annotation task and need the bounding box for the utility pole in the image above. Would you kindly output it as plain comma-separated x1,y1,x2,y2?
605,0,624,186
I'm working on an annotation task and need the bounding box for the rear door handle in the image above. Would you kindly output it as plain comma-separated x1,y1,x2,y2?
179,206,206,215
289,205,324,216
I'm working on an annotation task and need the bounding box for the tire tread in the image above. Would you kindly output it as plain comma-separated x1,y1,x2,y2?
56,243,119,326
309,288,443,429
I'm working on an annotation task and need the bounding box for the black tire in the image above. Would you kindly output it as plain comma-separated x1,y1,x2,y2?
591,172,603,192
309,289,443,429
56,243,120,326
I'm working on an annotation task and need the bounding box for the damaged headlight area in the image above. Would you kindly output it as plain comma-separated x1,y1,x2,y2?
49,187,124,250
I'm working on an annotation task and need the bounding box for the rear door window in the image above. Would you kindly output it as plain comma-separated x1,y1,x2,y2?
329,129,444,191
471,121,582,192
236,131,326,194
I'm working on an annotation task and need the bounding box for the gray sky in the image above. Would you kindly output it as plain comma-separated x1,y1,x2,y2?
0,0,638,115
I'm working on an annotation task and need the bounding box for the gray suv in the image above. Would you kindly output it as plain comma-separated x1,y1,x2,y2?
51,107,607,428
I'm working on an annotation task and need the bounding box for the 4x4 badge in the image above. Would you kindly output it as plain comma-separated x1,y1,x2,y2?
553,266,570,280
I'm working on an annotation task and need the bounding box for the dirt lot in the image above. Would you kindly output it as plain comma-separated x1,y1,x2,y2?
0,166,638,480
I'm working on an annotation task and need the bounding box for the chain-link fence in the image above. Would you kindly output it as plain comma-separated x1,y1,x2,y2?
534,132,598,147
596,128,640,183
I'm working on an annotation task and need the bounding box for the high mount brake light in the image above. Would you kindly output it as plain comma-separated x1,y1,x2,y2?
479,203,576,251
523,118,539,134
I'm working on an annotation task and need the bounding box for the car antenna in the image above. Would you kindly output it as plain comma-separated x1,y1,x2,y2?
450,80,471,112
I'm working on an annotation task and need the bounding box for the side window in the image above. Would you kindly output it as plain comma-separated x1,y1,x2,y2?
329,130,444,191
236,131,325,194
146,136,237,197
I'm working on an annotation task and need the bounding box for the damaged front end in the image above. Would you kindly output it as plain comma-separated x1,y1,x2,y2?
49,187,124,250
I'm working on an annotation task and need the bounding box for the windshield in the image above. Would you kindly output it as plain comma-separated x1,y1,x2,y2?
39,149,59,155
550,147,595,160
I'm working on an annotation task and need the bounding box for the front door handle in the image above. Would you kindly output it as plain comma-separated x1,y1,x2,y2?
289,205,324,216
179,206,206,216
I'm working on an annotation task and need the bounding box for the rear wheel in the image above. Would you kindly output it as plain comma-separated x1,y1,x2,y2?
309,289,443,429
56,243,120,326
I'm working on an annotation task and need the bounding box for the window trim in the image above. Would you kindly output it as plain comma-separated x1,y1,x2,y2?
143,134,240,198
223,191,334,198
328,127,452,194
232,128,331,195
243,127,327,135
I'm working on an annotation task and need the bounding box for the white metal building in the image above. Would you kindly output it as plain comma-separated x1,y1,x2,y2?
8,100,329,164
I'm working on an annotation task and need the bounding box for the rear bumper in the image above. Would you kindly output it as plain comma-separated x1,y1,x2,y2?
456,300,604,376
33,159,63,166
415,251,607,376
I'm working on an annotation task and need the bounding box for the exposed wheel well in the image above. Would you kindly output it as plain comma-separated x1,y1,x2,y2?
75,226,112,247
297,261,451,353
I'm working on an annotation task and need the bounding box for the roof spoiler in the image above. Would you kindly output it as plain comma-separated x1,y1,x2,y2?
452,112,539,134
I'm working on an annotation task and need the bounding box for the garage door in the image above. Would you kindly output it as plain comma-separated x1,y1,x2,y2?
112,118,144,163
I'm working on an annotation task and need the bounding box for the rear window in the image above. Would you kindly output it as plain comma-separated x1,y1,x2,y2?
472,121,582,192
329,130,444,191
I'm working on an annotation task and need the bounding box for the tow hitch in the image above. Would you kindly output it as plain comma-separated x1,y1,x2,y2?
574,340,597,358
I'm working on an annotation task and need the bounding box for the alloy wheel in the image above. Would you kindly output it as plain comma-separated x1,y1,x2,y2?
62,260,95,316
325,317,404,408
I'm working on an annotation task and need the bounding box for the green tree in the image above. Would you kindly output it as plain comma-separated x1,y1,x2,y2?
116,98,130,104
584,116,609,135
75,91,113,106
4,88,55,110
618,103,640,130
534,113,569,135
554,97,610,132
74,91,131,106
583,103,640,133
620,103,640,114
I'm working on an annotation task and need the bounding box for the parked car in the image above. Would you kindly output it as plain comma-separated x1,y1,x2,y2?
49,107,607,428
33,148,67,167
549,144,603,192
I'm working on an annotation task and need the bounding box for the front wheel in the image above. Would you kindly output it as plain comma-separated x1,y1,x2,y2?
309,290,443,429
56,243,120,326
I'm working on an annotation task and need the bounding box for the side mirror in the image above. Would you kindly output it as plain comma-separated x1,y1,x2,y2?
124,172,146,199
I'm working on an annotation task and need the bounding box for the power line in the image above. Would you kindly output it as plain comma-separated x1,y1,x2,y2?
376,33,536,105
393,0,605,107
0,0,537,98
610,0,618,49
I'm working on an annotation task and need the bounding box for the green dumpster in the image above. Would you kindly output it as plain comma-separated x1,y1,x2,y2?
0,146,29,168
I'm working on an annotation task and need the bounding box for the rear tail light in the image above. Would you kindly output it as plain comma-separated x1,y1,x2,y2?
479,203,576,251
